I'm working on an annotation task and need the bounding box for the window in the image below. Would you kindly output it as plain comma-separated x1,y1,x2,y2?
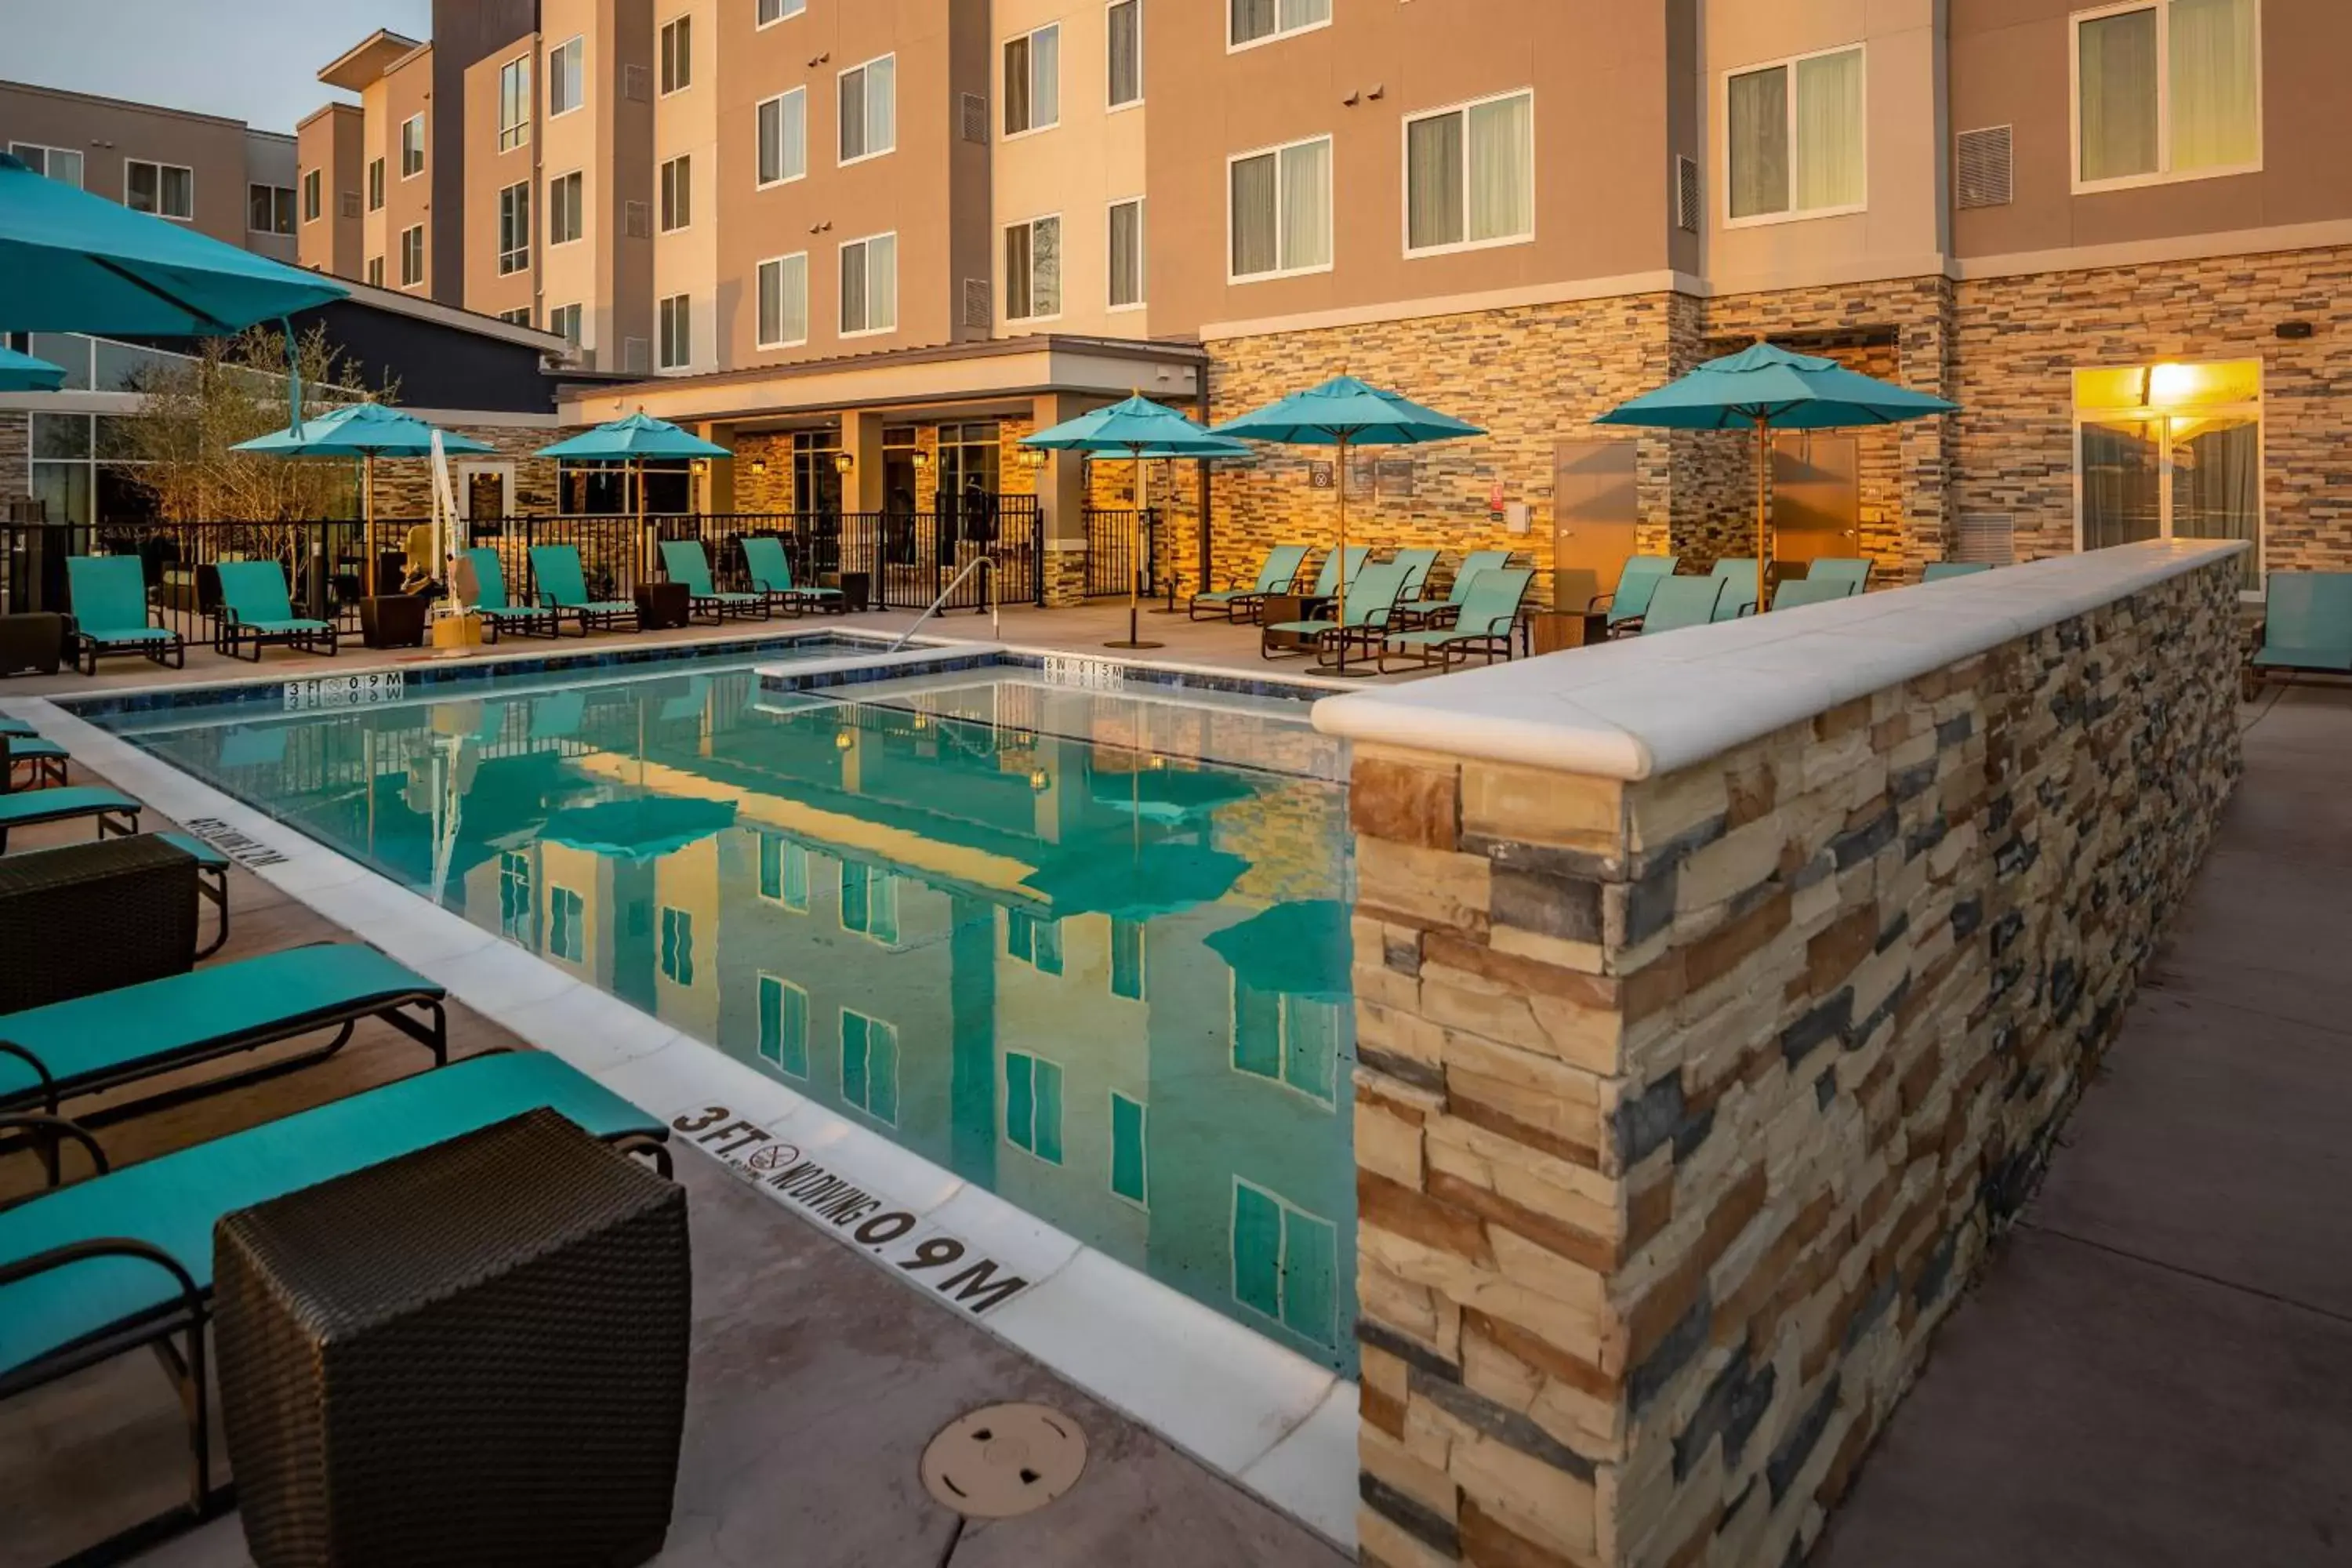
366,256,384,287
398,223,424,287
840,233,898,335
757,89,808,187
1233,977,1340,1104
499,54,532,151
758,835,811,908
839,55,897,163
549,886,585,962
1004,216,1061,322
659,906,694,985
659,15,692,95
1004,1053,1065,1163
1109,0,1143,107
2074,359,2263,590
839,860,900,941
498,851,533,942
1231,0,1329,49
299,169,321,224
1108,200,1145,309
497,180,530,274
125,160,194,220
1110,1092,1148,1204
1232,1180,1338,1347
9,143,83,187
252,183,296,235
548,170,583,245
659,154,691,230
367,157,385,211
758,0,806,23
1006,910,1064,974
1004,24,1060,137
1405,89,1534,253
400,114,425,178
1229,136,1331,280
549,302,582,345
548,35,585,116
1726,45,1864,223
657,292,691,369
757,253,809,347
840,1010,899,1123
1110,917,1147,1000
497,307,533,325
757,975,809,1076
2075,0,2260,190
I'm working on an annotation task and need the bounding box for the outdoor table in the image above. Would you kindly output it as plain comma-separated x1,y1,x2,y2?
0,612,63,676
636,579,691,631
1261,593,1332,651
1526,610,1610,655
215,1108,691,1568
359,594,426,649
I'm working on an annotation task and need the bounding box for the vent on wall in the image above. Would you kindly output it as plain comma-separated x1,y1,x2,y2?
1675,155,1700,233
1955,126,2013,209
622,336,651,375
960,93,989,144
962,278,992,330
1953,513,2016,565
339,191,361,220
623,63,652,102
624,200,651,239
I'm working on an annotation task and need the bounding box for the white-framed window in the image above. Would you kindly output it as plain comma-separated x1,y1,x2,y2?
757,836,810,909
1004,215,1062,322
1726,45,1865,223
839,54,897,164
757,0,806,25
367,156,384,211
757,252,809,348
2074,358,2263,590
1109,198,1145,309
1109,916,1147,1000
1230,0,1329,51
840,232,898,336
757,974,810,1076
400,114,425,179
1229,135,1331,281
1404,89,1534,255
9,143,83,187
1108,0,1143,108
496,180,530,274
1109,1091,1148,1205
498,53,532,151
366,256,384,287
497,851,533,942
1006,910,1064,973
398,224,425,287
659,154,691,231
1004,1052,1065,1163
659,14,692,96
548,35,585,117
496,306,532,325
2074,0,2260,191
548,886,585,963
1004,24,1060,138
757,88,808,187
299,169,321,224
840,1009,900,1123
659,906,694,985
548,169,583,245
1231,1178,1337,1348
1232,975,1340,1105
657,292,691,369
839,861,899,940
549,301,583,345
125,159,194,220
251,183,296,235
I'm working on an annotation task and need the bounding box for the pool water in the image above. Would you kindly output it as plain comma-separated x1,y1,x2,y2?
111,657,1359,1374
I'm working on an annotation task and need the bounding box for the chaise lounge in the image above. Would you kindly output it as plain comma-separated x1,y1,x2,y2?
460,547,560,641
64,556,186,677
528,544,640,636
1189,544,1308,623
214,561,338,662
660,539,771,623
742,535,844,615
1380,567,1534,672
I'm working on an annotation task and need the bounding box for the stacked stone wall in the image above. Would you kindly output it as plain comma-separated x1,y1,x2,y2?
0,412,27,509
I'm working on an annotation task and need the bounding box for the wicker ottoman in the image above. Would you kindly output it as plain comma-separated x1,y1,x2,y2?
215,1109,691,1568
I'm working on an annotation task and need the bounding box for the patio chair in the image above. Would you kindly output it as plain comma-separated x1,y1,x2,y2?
742,535,845,616
528,545,639,637
459,548,558,641
1922,561,1993,583
64,556,185,677
1261,559,1412,665
1773,576,1857,611
1388,549,1441,602
1592,554,1680,633
0,785,140,854
660,539,770,623
1805,557,1874,595
1303,545,1373,601
2,731,67,791
1189,544,1308,622
1709,558,1760,620
1394,550,1513,630
1638,575,1726,634
213,561,337,662
2249,572,2352,689
1380,568,1534,673
0,1049,670,1556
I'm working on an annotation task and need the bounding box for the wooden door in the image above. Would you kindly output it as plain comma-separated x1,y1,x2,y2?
1770,434,1860,570
1552,440,1640,612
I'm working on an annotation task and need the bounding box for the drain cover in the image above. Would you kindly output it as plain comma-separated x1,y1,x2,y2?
920,1403,1087,1519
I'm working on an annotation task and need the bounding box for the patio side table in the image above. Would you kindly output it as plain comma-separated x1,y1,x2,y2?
359,595,427,650
636,580,691,631
215,1109,691,1568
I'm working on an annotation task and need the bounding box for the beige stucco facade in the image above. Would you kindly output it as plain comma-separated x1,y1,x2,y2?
296,103,365,278
463,32,544,326
652,0,721,373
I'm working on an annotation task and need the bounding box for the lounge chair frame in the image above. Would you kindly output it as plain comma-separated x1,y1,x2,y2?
1190,544,1309,623
460,548,561,642
64,557,187,677
661,539,772,624
212,561,338,662
528,545,640,637
0,788,140,854
741,535,845,617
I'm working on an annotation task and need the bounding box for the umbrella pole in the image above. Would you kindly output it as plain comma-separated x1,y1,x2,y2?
1104,444,1165,650
1755,418,1770,610
1327,434,1374,677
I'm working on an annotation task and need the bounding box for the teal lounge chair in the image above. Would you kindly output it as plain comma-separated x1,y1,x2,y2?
1639,575,1726,634
1381,568,1534,673
1395,550,1512,628
1709,558,1760,620
1263,559,1411,666
64,556,185,677
1922,561,1993,583
147,832,230,959
660,539,770,622
460,547,558,641
1388,549,1441,602
1303,545,1372,601
2249,572,2352,687
0,786,140,854
1190,544,1308,622
1594,554,1680,632
212,561,336,662
742,535,844,615
528,544,638,636
0,1053,670,1550
1806,557,1873,595
2,731,67,790
1773,576,1856,611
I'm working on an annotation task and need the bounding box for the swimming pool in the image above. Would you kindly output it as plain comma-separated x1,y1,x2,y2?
95,648,1359,1375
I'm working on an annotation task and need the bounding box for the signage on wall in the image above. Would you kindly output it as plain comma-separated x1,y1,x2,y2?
283,670,405,711
1308,462,1334,489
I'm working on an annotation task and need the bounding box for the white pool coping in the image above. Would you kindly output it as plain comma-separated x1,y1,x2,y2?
5,681,1363,1552
1312,539,2249,779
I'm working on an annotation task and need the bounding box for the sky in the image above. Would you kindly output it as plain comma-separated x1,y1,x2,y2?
9,0,434,134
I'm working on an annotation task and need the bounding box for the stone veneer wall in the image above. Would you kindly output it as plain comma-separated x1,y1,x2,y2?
0,412,27,509
1344,553,2241,1568
364,424,560,517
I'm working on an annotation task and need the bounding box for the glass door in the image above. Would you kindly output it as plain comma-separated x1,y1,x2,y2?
2074,361,2262,590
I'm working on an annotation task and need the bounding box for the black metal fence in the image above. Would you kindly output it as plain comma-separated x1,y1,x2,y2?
1083,508,1161,599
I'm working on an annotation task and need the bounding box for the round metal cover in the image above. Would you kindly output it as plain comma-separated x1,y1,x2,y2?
920,1403,1087,1519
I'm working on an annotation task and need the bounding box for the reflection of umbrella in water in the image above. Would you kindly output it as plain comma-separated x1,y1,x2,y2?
1204,899,1352,1001
541,797,738,862
1088,766,1257,825
1022,843,1249,921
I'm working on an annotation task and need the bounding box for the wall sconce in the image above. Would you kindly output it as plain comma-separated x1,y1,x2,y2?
750,458,768,477
909,448,933,470
835,729,855,750
834,452,855,474
690,459,709,477
1018,447,1047,471
1029,768,1051,792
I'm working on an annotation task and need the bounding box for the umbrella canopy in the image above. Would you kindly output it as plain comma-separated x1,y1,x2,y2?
1213,375,1485,447
0,343,65,392
233,401,497,457
541,796,739,862
1021,843,1250,921
537,411,731,460
1023,394,1254,459
0,151,347,335
1088,765,1258,825
1204,899,1352,1001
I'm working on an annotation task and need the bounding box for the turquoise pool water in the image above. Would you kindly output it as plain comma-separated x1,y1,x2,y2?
108,655,1359,1374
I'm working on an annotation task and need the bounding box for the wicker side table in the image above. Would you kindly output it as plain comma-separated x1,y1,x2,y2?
215,1109,691,1568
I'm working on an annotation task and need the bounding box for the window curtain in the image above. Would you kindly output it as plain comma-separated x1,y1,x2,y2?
1793,49,1864,209
2080,419,2164,550
1005,225,1033,320
866,234,896,331
1467,93,1534,241
1231,153,1277,274
1406,113,1465,249
1110,201,1143,307
840,71,865,159
1030,216,1061,316
760,255,806,344
1109,2,1142,105
2080,7,2159,181
1032,27,1060,129
2171,416,2261,588
1232,0,1274,45
841,244,867,331
1280,0,1330,28
2170,0,2259,171
1728,66,1789,218
1004,37,1031,132
1279,138,1331,269
864,56,895,153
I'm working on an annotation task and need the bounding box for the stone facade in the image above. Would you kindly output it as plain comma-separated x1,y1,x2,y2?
1345,554,2243,1568
0,412,27,512
361,423,561,521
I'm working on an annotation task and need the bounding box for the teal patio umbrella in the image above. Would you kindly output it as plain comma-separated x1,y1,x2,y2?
1595,342,1957,592
0,343,65,392
1214,376,1483,674
539,411,731,536
1206,899,1352,1002
235,402,495,565
1021,842,1249,921
1088,764,1256,824
1023,394,1252,650
542,796,739,863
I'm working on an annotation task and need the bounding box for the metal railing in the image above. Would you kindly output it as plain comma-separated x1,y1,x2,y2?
889,557,999,651
1083,507,1161,598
